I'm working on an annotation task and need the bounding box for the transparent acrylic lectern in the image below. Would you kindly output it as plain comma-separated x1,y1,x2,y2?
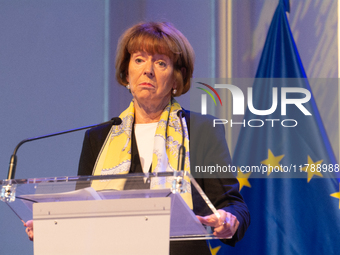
1,171,223,255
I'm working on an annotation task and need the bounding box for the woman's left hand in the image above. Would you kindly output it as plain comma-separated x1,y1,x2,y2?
196,209,239,238
23,220,34,241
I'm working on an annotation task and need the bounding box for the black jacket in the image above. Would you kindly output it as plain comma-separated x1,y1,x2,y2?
78,110,250,253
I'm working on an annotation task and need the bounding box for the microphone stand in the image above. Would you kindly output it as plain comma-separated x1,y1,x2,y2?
1,118,121,202
7,117,121,180
173,110,187,194
177,111,186,171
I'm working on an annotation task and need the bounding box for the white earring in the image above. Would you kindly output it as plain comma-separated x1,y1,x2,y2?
172,89,177,95
126,84,131,93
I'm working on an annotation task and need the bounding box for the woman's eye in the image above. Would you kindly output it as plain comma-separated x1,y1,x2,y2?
158,61,167,67
135,58,143,63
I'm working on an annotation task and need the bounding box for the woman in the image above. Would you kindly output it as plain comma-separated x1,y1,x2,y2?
78,22,249,254
26,21,250,254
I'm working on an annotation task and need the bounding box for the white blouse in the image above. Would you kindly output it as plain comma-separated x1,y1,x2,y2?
134,122,158,173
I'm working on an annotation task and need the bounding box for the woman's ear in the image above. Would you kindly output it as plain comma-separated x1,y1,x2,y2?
172,78,178,92
172,79,177,90
181,67,186,80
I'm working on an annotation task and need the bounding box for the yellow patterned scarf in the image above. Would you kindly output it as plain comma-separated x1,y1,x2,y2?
92,99,192,209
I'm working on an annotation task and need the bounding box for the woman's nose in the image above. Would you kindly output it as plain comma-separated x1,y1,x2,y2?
143,60,154,77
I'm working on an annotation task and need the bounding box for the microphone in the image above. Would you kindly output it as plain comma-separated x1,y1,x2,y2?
6,117,122,180
176,110,186,171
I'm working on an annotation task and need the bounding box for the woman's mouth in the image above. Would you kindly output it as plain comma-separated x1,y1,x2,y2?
139,82,154,88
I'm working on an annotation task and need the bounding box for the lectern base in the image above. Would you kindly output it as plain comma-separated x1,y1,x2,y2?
33,197,171,255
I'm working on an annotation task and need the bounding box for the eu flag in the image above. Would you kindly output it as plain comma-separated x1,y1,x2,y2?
209,0,340,254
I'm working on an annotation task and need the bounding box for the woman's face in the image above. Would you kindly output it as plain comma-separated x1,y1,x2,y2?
126,51,175,108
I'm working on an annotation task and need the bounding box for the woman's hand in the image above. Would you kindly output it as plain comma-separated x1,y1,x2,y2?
196,209,239,238
23,220,34,241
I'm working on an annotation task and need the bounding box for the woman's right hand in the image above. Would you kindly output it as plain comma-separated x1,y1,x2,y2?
23,220,33,241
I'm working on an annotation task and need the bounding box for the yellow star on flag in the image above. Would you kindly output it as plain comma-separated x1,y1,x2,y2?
236,167,251,191
260,149,284,176
330,184,340,209
300,155,323,183
209,243,221,255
